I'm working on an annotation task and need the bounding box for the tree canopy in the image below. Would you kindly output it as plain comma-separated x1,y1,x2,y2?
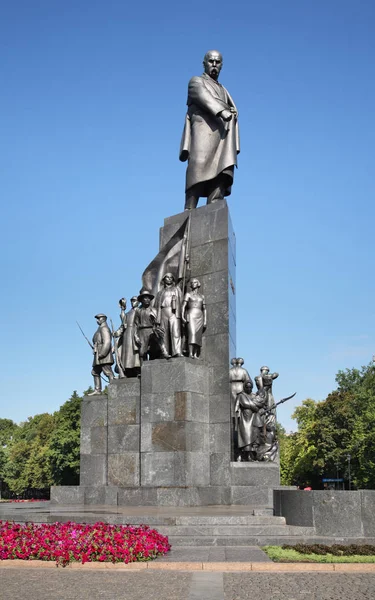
280,362,375,489
0,391,84,497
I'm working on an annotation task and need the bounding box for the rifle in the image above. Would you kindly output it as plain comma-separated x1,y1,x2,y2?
76,321,94,350
110,317,124,378
76,320,108,383
261,392,296,416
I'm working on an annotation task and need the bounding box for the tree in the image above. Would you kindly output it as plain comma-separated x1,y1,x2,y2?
280,362,375,489
48,391,82,485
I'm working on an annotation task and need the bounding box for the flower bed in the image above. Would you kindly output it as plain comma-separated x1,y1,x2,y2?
0,520,170,566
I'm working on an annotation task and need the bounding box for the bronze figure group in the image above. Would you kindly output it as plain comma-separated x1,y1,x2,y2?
85,272,208,393
230,360,282,463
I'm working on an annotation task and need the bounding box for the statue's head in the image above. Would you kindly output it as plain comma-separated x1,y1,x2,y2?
95,313,107,325
237,357,244,366
203,50,223,81
231,357,237,366
130,296,139,308
244,380,253,393
138,287,154,306
190,277,201,289
163,272,175,286
260,366,270,374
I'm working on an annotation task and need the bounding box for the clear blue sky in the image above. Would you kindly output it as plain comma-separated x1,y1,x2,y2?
1,1,374,432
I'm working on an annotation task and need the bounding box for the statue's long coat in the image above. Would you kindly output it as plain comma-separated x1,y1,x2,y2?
92,322,114,366
121,308,141,370
179,72,240,194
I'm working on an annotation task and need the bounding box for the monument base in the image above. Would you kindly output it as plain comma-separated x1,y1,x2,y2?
50,484,274,508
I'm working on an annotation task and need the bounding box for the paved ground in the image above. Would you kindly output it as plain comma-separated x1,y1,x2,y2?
1,568,375,600
224,572,375,599
157,545,271,562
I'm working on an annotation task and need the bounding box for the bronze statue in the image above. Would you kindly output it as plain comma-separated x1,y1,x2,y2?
114,296,141,377
229,358,252,413
180,50,240,210
234,381,266,462
134,289,158,363
154,273,183,358
88,314,114,395
255,366,279,428
182,278,207,359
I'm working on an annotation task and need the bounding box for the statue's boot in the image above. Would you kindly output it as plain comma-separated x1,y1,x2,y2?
88,376,102,395
160,343,171,359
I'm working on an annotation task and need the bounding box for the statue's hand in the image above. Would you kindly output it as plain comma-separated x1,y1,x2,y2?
230,107,238,118
220,109,232,122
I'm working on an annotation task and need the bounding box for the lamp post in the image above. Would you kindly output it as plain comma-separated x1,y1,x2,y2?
335,462,340,490
347,454,351,490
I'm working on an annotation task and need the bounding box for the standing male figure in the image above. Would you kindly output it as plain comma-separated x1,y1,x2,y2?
255,366,279,418
134,288,159,363
154,273,183,358
114,296,141,377
179,50,240,210
88,314,114,395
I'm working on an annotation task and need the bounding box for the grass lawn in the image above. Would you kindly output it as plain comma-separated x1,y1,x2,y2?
263,546,375,563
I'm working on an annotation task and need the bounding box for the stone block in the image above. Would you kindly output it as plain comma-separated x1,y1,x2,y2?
205,302,229,337
50,486,84,505
108,396,139,425
141,359,208,395
190,202,229,247
209,394,230,424
80,426,91,454
108,453,140,487
209,366,231,397
141,452,176,486
230,486,273,506
205,334,230,367
212,238,229,273
210,453,231,486
108,377,140,399
80,454,107,486
84,486,118,505
156,487,201,507
117,487,158,506
80,426,107,455
273,490,314,526
230,462,280,487
81,395,107,428
189,242,214,277
199,271,229,306
141,392,175,423
174,391,209,423
108,425,139,453
312,491,363,536
183,452,210,486
140,449,209,487
141,421,209,453
361,490,375,536
210,423,231,453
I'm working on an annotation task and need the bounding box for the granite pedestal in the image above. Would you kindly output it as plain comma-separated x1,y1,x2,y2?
51,201,278,509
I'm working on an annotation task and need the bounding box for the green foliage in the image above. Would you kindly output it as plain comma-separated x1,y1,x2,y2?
48,391,82,485
0,418,18,446
263,545,375,563
280,362,375,489
1,391,84,495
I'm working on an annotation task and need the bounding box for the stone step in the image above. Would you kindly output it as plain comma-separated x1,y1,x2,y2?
158,525,314,537
167,532,317,546
174,516,286,526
